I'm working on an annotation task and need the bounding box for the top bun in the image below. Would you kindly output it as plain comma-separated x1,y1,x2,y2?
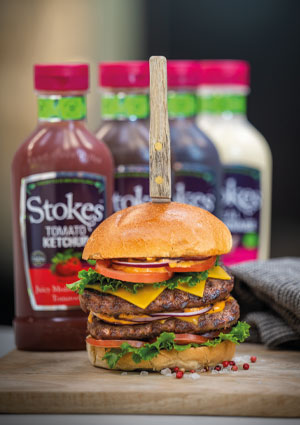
82,202,232,260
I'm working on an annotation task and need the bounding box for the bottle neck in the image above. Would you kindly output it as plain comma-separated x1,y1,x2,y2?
197,88,248,116
168,90,197,119
37,93,87,122
101,88,149,121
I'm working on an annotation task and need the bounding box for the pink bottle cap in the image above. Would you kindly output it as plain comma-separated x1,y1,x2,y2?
34,64,89,91
99,62,150,88
167,60,200,87
198,60,250,87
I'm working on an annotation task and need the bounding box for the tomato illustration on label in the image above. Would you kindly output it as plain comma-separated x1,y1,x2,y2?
51,249,82,276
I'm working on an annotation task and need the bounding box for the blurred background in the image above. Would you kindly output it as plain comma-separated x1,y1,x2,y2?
1,0,299,325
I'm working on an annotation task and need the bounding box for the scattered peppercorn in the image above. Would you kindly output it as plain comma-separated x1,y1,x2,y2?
231,365,238,371
173,367,179,373
214,365,221,371
176,371,184,379
250,356,257,363
229,360,235,366
222,361,229,368
243,363,250,370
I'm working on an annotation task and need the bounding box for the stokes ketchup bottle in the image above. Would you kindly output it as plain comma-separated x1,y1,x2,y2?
11,64,113,350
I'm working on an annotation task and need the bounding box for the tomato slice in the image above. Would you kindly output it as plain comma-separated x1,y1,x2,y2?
173,333,209,345
167,256,216,273
95,260,174,283
86,336,145,348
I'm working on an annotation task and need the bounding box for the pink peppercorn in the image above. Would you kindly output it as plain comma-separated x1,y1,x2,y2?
176,371,184,379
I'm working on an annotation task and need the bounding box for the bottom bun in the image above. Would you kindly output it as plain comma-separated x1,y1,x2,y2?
87,340,236,371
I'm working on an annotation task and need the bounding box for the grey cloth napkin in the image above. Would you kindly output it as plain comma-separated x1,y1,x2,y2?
228,257,300,348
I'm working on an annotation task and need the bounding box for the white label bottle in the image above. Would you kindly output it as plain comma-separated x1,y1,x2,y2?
197,60,272,265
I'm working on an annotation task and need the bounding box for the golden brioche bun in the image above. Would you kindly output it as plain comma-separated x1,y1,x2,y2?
83,202,232,260
87,340,235,371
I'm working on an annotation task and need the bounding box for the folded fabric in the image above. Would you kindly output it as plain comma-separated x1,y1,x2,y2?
229,257,300,348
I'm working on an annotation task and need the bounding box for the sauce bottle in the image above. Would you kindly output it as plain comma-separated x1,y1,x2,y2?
95,62,150,212
168,61,222,216
197,60,272,265
11,64,113,350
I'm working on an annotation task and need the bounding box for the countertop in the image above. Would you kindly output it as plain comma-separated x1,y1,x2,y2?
0,326,299,425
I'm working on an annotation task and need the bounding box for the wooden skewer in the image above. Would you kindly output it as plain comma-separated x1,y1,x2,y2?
149,56,171,203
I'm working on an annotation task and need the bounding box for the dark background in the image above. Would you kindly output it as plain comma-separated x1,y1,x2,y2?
145,0,300,223
1,0,299,326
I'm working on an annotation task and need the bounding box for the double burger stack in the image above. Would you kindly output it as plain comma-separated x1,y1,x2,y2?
68,202,249,371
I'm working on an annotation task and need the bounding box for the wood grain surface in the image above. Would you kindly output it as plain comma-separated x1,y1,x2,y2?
0,343,299,416
149,56,171,202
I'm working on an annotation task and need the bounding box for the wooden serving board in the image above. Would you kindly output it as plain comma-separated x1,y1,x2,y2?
0,343,299,417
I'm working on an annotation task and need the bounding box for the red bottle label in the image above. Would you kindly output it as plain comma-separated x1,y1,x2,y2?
20,172,106,310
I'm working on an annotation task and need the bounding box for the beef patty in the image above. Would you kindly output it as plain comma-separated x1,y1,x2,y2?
80,275,234,316
87,297,240,340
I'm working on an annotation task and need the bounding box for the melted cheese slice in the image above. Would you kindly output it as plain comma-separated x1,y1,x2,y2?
168,260,201,268
206,300,226,314
175,267,230,298
207,266,231,280
177,280,206,298
86,283,165,310
112,265,168,273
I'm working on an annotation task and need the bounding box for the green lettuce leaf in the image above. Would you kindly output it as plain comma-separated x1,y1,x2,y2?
202,321,250,347
66,268,144,295
153,270,209,289
102,332,195,369
102,322,250,369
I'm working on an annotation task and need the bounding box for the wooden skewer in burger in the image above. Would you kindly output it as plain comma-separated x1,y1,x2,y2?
67,57,249,371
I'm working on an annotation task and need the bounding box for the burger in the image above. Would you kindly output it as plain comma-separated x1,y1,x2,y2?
67,202,249,371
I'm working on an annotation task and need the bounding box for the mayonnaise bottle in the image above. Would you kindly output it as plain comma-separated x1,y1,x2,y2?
197,60,272,265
